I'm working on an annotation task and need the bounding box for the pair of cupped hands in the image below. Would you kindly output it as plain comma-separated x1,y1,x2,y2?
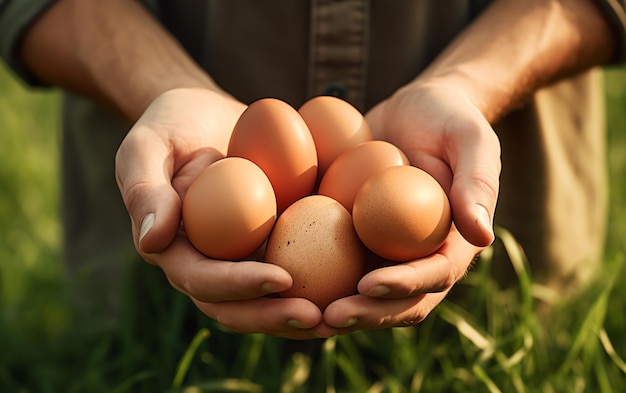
115,81,501,340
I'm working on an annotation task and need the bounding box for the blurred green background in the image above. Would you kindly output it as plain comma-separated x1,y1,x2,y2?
1,61,625,392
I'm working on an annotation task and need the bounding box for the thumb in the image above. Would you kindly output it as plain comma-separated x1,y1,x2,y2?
447,128,501,248
115,128,182,255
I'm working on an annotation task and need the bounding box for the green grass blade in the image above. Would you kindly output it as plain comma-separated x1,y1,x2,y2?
111,370,156,393
236,333,266,380
439,302,495,359
280,352,311,393
322,337,337,393
494,226,533,317
473,363,503,393
172,328,211,389
599,328,626,374
556,275,614,378
594,356,614,393
181,379,262,392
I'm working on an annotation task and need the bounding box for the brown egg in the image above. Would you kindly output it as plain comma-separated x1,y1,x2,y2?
228,98,318,212
298,96,372,180
352,165,451,262
182,157,277,260
265,195,365,310
318,140,410,212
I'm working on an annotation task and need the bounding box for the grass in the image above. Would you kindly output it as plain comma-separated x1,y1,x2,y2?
1,61,626,392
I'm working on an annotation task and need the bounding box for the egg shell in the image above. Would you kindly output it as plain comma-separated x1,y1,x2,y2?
318,140,410,212
352,165,452,262
265,195,365,310
228,98,318,212
182,157,277,260
298,96,373,180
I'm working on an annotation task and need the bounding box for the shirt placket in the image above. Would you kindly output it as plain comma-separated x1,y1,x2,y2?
308,0,370,111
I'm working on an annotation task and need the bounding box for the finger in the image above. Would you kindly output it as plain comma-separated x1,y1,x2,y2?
445,115,501,248
115,120,226,254
193,297,330,340
357,226,480,297
323,291,447,331
115,124,182,253
154,233,293,303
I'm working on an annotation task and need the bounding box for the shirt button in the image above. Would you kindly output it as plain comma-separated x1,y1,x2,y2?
323,82,347,99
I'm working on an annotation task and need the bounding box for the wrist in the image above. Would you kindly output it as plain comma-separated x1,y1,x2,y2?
71,0,221,121
403,0,616,125
140,86,246,155
399,73,495,122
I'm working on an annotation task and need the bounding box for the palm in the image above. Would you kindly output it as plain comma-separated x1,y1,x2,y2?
115,88,334,339
365,83,501,247
319,83,502,332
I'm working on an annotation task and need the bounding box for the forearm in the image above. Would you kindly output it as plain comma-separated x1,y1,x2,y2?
415,0,616,123
20,0,223,121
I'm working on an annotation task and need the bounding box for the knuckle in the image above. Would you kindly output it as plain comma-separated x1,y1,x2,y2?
121,180,152,214
438,269,459,291
166,268,194,298
473,169,500,203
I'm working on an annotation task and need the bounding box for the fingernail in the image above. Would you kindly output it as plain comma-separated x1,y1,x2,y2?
365,285,390,297
139,213,155,244
288,319,311,329
475,204,494,240
261,281,283,293
336,317,358,328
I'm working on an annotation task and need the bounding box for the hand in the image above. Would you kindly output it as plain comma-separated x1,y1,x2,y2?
322,81,501,332
115,88,330,339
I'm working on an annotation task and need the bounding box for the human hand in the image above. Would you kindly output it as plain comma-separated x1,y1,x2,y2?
321,81,501,332
115,88,331,339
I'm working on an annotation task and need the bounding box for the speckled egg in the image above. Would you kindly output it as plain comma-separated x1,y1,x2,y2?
265,195,365,310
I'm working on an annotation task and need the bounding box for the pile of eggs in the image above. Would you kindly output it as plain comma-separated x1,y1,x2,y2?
182,96,452,310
